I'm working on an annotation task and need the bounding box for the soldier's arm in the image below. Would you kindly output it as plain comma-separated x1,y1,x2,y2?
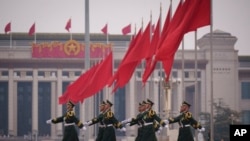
51,115,65,124
167,114,183,124
149,110,166,127
89,113,104,126
185,112,202,129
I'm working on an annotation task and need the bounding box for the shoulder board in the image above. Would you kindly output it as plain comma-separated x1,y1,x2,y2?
107,111,113,118
67,111,75,117
185,112,192,119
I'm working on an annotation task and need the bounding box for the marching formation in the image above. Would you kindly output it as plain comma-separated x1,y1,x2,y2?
46,99,205,141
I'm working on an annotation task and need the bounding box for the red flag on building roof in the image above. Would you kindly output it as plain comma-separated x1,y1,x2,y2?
122,24,131,35
4,22,11,34
28,23,35,36
65,18,71,32
101,23,108,35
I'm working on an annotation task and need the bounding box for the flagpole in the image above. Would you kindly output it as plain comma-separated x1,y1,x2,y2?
10,31,12,48
84,0,91,140
34,22,36,44
210,0,214,140
194,30,198,140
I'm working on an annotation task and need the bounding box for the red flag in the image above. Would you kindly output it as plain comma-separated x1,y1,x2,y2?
108,29,142,90
65,18,71,32
59,63,99,104
142,4,172,83
122,24,131,35
155,0,211,81
77,52,113,102
185,0,211,33
110,23,151,92
28,23,35,36
4,22,11,34
101,23,108,35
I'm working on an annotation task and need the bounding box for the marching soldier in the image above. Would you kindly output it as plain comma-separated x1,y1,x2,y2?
165,101,205,141
101,100,126,141
84,101,106,141
128,101,147,141
46,100,86,141
140,99,167,141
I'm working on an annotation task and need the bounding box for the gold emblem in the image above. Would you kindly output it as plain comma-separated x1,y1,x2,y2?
64,40,81,56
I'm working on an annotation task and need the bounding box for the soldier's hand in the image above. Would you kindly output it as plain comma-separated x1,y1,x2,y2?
163,124,168,128
121,127,126,132
163,119,169,124
198,127,205,132
46,119,52,124
81,126,87,131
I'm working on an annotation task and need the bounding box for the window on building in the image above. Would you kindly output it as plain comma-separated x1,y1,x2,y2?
0,82,8,136
241,82,250,99
242,110,250,124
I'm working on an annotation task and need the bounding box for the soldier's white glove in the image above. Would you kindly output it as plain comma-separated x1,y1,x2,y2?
121,118,132,124
198,127,205,132
121,127,126,132
81,126,87,131
163,124,168,128
84,121,92,126
46,119,52,124
163,119,169,124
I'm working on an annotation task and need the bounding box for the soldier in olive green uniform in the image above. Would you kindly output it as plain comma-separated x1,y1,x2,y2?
165,101,205,141
84,101,106,141
139,99,167,141
46,101,85,141
128,101,147,141
101,100,126,141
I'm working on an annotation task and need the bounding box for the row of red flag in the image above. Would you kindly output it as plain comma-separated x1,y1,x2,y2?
4,22,35,36
4,19,131,35
59,0,211,104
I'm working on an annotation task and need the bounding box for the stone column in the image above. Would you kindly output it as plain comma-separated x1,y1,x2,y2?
32,69,38,135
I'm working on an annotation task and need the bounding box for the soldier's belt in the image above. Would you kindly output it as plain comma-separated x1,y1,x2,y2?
143,122,153,126
64,123,75,126
180,124,190,128
99,125,105,128
105,124,113,127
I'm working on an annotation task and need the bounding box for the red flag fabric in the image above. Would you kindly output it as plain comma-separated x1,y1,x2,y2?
65,18,71,32
108,29,142,91
142,18,161,83
155,0,211,81
4,22,11,34
28,23,35,36
142,4,172,83
101,24,108,35
76,52,113,102
59,63,100,104
122,24,131,35
185,0,211,33
110,23,151,92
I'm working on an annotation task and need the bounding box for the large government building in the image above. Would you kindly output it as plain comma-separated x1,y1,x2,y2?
0,30,249,141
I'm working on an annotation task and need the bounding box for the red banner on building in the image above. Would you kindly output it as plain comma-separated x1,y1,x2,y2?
32,40,112,58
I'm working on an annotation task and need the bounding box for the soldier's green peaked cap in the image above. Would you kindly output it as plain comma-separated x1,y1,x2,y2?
100,101,106,106
67,100,75,107
106,100,113,107
142,101,147,105
182,101,191,107
147,99,154,105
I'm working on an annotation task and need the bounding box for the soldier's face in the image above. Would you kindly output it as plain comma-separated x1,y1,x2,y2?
66,103,73,111
100,105,105,111
180,104,188,112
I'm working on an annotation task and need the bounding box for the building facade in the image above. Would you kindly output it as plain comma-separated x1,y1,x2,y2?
0,30,249,140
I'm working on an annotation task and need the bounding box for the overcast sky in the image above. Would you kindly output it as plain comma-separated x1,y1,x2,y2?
1,0,250,55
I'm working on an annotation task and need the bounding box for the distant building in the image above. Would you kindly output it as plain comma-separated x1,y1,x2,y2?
0,30,249,140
